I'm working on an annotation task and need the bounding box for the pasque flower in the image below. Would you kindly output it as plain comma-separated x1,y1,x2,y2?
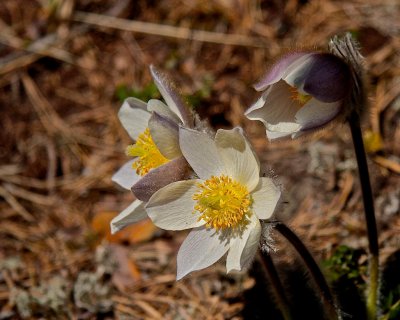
245,52,352,140
145,127,281,279
111,66,193,233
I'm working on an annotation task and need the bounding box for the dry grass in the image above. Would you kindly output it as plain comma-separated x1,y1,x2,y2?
0,0,399,318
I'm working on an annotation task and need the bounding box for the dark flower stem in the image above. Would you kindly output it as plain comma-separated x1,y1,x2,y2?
348,111,379,320
259,250,293,320
272,221,338,320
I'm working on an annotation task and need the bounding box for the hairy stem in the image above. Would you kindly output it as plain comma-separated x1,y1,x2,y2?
273,221,338,320
348,112,379,320
259,250,293,320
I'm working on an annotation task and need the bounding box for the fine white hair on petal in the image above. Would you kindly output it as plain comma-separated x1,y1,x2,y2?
110,200,147,234
215,128,260,192
179,127,226,180
111,160,141,190
145,180,205,230
259,222,278,253
176,227,229,280
118,97,151,141
251,177,281,220
226,214,261,272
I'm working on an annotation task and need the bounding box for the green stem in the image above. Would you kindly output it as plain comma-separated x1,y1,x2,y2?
259,250,293,320
348,112,380,320
273,221,338,320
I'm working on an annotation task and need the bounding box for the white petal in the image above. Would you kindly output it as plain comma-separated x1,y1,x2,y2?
177,227,229,280
147,99,181,124
267,122,301,136
266,130,293,140
150,65,193,127
148,113,181,159
245,80,299,128
283,53,316,89
110,200,147,234
295,99,341,131
215,128,260,192
145,180,204,230
118,98,151,140
244,91,268,116
254,52,313,91
226,214,261,272
179,127,225,179
112,160,141,190
252,177,281,220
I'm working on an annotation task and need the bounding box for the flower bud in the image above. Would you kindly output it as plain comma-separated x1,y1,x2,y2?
245,50,354,140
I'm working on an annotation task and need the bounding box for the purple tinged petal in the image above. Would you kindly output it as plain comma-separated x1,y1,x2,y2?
148,112,181,159
254,52,311,91
131,156,192,202
150,65,194,128
300,53,352,102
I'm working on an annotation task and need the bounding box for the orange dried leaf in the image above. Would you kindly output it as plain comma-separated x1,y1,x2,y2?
127,219,158,244
91,211,157,244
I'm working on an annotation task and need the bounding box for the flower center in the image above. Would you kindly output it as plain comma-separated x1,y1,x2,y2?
126,128,169,176
290,86,312,107
192,175,252,230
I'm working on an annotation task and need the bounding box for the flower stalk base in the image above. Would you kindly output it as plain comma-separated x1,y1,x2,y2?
348,112,380,320
272,221,338,320
259,250,293,320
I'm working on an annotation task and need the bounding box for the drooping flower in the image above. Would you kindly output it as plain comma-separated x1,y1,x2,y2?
145,127,281,279
111,66,194,233
245,52,353,140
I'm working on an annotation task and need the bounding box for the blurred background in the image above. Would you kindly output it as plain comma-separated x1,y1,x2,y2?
0,0,399,319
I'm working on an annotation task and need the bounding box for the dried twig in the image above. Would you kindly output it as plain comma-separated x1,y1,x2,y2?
72,11,269,48
0,0,131,75
0,185,35,222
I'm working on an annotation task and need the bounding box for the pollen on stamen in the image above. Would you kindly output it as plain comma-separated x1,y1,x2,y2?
289,86,312,106
192,175,252,230
126,128,169,176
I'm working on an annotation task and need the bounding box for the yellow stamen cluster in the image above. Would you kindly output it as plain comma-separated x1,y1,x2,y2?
289,86,312,106
193,175,252,230
126,128,169,176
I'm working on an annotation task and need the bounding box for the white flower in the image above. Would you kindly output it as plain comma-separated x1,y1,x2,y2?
145,127,281,279
111,66,193,234
245,52,352,140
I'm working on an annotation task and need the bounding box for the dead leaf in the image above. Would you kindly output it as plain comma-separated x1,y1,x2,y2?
108,244,141,289
363,130,383,153
91,211,158,244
